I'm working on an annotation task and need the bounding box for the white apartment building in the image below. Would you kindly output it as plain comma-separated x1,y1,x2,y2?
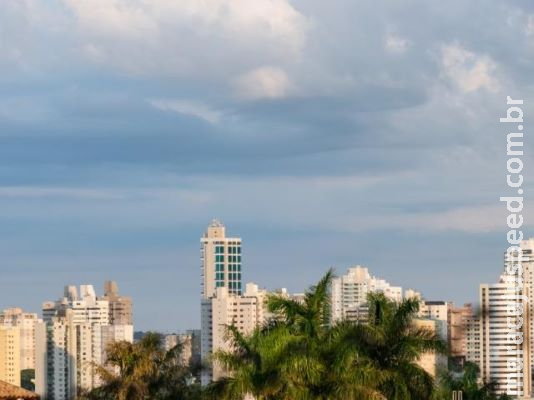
201,283,267,384
507,238,534,393
0,308,43,371
201,220,242,299
36,284,133,400
418,301,449,340
200,220,246,384
480,279,531,397
330,266,402,323
475,238,534,396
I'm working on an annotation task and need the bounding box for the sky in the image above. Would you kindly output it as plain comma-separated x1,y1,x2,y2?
0,0,533,332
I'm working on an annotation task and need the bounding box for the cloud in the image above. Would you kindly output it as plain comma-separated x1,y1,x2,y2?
149,99,223,124
441,43,500,93
384,33,411,54
61,0,308,77
2,0,534,330
234,66,293,100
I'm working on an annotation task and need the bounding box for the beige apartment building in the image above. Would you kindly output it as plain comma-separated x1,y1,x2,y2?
0,326,21,386
101,281,133,325
201,283,267,384
0,308,42,371
448,303,482,366
413,319,447,377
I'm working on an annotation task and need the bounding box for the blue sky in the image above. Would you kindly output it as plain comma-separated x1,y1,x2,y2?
0,0,533,331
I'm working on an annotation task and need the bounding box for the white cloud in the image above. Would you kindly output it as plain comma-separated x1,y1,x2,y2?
149,99,222,124
61,0,308,77
384,33,411,54
234,66,293,100
441,43,500,93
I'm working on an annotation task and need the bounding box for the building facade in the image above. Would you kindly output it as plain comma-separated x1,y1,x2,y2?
479,280,531,397
413,319,447,377
101,281,133,325
0,308,42,372
35,283,133,400
201,220,242,299
201,283,267,384
330,266,402,323
0,326,20,387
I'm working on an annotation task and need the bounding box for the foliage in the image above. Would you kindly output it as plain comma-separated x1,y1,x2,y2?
206,270,445,400
433,362,512,400
79,332,200,400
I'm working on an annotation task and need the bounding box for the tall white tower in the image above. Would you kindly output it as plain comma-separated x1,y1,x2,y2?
480,280,531,396
200,220,242,299
478,238,534,397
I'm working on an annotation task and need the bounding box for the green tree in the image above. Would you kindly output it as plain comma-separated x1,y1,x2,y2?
81,332,200,400
341,292,446,400
207,269,383,399
434,361,512,400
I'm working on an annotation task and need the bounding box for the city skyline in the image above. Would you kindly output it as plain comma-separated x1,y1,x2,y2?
1,219,532,331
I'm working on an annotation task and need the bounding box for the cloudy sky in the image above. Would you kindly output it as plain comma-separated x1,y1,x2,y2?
0,0,533,331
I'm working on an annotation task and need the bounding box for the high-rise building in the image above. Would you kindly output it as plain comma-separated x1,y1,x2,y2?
42,285,110,325
508,238,534,392
475,238,534,396
201,283,268,384
201,220,242,299
479,279,531,397
0,326,20,386
0,308,43,371
330,266,402,323
464,312,481,366
448,303,478,362
35,283,133,400
101,281,133,325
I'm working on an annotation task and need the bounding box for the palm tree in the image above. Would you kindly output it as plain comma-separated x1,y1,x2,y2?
204,324,297,400
81,332,200,400
340,292,446,400
208,269,384,399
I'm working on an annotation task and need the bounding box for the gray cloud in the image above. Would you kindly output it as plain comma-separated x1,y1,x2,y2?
0,0,533,330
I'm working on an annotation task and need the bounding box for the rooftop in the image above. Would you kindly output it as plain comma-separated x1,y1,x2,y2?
0,380,39,400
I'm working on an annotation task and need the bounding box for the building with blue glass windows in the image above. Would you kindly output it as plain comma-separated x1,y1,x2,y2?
200,220,242,299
